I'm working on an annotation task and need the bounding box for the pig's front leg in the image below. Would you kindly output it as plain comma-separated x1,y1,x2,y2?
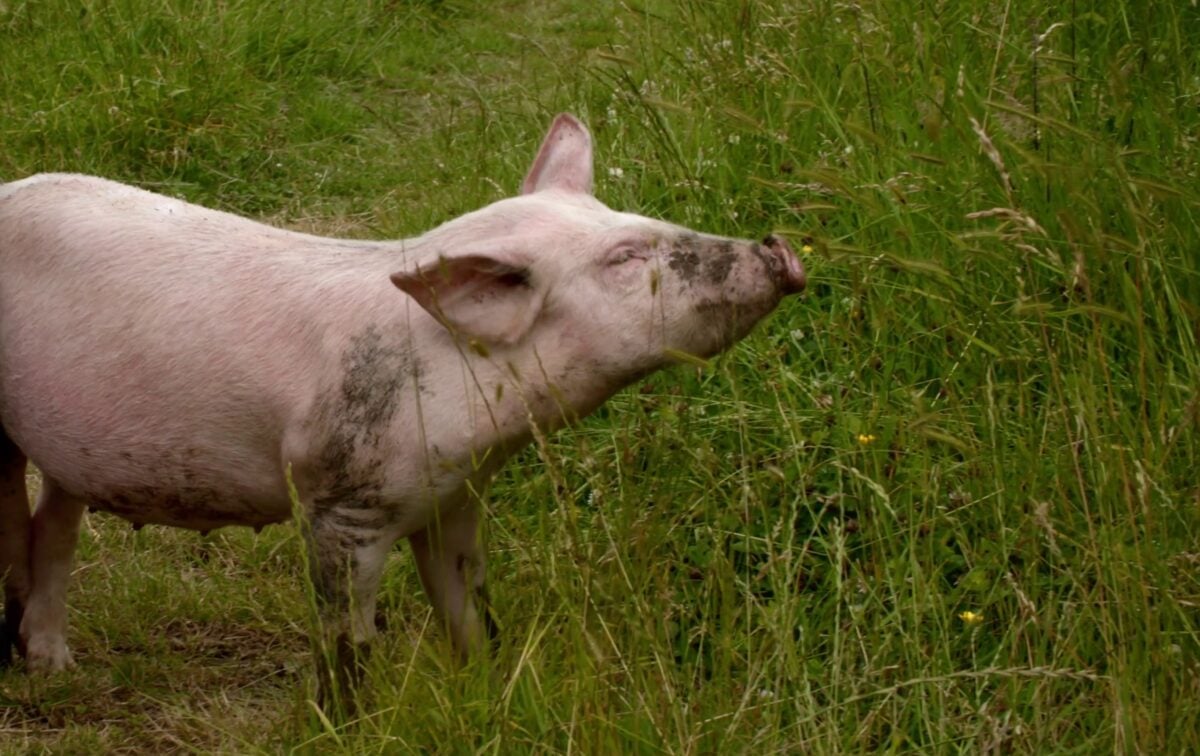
303,509,395,713
20,479,86,672
408,499,495,659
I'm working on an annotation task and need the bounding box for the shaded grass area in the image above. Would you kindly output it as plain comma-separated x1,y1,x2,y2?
2,0,1198,752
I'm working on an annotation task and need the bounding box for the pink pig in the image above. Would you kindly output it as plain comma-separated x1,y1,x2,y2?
0,114,803,704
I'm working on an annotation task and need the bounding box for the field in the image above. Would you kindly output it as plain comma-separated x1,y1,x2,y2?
1,0,1198,752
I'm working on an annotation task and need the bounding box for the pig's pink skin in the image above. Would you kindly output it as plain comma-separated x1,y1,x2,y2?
0,114,804,693
0,182,795,531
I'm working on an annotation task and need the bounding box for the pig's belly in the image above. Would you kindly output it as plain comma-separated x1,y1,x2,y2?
1,337,297,530
81,463,291,531
40,448,292,532
4,405,293,532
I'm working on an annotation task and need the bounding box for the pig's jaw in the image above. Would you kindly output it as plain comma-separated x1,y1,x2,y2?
484,351,615,439
434,305,763,453
421,341,634,465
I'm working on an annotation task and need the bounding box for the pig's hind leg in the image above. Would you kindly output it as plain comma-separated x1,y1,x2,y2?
20,478,85,671
0,427,30,666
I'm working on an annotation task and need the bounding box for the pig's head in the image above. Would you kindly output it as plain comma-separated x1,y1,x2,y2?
392,114,805,413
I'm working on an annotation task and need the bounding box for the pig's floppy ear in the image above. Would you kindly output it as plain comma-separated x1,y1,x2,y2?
521,113,594,195
391,255,545,347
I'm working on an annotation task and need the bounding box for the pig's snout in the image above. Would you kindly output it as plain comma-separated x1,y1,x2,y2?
762,234,806,294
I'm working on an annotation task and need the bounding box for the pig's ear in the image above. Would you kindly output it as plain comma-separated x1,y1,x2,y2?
391,255,545,347
521,113,594,195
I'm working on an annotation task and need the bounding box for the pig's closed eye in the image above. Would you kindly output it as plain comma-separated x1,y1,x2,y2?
605,246,648,266
495,269,531,287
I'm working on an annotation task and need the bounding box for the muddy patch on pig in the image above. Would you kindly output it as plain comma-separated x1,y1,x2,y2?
667,234,702,283
307,523,365,610
338,327,416,428
701,241,736,284
667,235,737,287
86,485,268,531
308,325,418,525
82,447,274,530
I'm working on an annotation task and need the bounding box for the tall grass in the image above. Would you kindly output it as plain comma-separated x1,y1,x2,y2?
1,0,1197,752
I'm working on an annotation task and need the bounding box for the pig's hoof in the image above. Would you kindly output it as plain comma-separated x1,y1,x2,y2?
24,637,75,673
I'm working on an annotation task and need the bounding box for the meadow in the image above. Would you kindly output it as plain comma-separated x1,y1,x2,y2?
1,0,1197,752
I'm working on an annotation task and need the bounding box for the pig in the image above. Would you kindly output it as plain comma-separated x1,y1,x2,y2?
0,114,804,705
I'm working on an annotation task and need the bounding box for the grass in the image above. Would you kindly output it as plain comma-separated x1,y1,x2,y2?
1,0,1198,751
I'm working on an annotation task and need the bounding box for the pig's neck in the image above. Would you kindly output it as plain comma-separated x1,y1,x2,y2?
445,335,639,465
321,238,635,488
398,335,618,480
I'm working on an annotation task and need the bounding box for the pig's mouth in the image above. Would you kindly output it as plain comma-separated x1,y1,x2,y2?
762,234,806,295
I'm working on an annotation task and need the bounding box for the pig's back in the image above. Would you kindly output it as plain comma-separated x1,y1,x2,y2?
0,174,402,527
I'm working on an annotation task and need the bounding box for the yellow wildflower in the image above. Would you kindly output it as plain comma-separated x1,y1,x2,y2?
958,610,984,625
801,244,814,254
856,433,877,445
